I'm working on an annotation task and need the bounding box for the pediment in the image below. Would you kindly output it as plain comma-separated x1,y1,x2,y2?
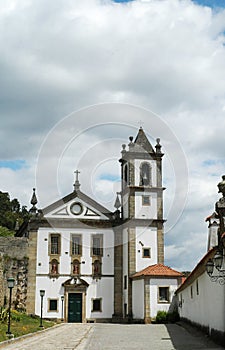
43,190,112,221
62,277,89,287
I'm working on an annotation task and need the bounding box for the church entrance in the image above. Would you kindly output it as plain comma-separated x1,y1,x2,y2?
63,277,89,323
68,293,82,323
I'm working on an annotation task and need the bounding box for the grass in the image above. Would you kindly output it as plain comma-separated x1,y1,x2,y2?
0,310,56,342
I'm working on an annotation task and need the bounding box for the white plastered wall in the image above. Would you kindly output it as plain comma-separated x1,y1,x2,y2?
135,191,157,219
132,279,144,319
150,278,179,318
135,226,157,272
177,272,225,333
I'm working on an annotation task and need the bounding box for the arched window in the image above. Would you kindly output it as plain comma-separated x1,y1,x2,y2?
72,259,80,275
124,164,128,185
93,260,101,277
50,259,59,275
140,162,151,186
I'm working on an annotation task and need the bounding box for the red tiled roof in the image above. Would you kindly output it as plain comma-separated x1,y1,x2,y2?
131,264,183,278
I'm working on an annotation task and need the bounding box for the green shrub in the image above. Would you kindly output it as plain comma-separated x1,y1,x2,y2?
11,310,21,322
155,310,168,324
155,310,180,324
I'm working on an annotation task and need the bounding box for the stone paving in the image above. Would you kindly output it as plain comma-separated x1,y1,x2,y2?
0,323,224,350
0,324,91,350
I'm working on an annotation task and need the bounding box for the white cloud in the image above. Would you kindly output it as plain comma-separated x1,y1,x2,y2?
1,0,225,271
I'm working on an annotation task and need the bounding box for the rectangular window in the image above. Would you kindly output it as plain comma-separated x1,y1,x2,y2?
196,280,199,295
49,299,58,312
71,235,82,256
124,275,127,290
142,247,151,258
92,298,102,312
191,286,193,299
50,234,60,255
158,287,170,303
142,195,151,206
92,235,103,256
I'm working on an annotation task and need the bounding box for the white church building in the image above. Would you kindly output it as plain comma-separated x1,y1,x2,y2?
17,127,183,323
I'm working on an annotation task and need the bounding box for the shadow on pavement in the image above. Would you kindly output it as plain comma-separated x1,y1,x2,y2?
165,323,223,350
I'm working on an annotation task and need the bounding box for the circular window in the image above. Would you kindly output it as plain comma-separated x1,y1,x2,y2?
70,202,83,215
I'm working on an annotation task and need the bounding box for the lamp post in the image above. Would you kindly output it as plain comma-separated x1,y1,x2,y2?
6,277,15,337
206,176,225,284
61,295,64,321
39,290,45,328
206,235,225,284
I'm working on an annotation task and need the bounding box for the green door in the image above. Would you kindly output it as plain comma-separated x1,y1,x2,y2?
68,293,82,323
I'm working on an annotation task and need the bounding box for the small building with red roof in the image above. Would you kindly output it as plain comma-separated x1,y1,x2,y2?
131,264,183,322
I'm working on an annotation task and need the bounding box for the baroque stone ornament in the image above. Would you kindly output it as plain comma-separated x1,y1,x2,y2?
215,176,225,235
218,175,225,198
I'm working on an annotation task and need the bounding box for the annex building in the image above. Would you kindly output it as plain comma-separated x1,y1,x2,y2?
16,127,183,323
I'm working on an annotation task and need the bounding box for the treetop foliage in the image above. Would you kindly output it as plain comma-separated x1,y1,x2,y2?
0,191,29,236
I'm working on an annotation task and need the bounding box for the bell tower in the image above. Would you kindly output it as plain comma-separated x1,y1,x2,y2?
119,127,165,319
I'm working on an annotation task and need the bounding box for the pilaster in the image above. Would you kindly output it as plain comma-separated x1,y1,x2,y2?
26,229,38,314
144,279,151,323
113,226,123,319
157,225,164,264
128,228,136,317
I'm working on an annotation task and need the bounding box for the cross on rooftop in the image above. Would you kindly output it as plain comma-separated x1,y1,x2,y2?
74,170,80,182
74,170,81,191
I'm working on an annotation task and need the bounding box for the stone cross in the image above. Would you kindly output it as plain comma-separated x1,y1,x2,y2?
74,170,80,183
74,170,81,191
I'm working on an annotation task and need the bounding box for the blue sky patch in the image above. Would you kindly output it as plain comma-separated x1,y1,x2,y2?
99,174,120,182
0,160,27,171
112,0,225,8
113,0,133,2
193,0,225,7
202,159,225,167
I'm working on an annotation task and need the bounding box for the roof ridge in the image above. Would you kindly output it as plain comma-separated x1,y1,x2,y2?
132,263,183,278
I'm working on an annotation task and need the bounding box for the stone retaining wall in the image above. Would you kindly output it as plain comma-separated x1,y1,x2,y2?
0,237,28,310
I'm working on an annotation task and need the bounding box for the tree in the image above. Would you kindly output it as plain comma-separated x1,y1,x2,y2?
0,191,29,234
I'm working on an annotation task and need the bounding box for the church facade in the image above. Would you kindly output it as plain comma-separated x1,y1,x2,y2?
17,127,183,323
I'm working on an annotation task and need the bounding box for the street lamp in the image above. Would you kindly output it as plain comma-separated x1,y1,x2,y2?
39,290,45,328
6,277,15,337
61,295,64,321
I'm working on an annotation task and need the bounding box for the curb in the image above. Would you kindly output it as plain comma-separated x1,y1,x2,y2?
0,323,64,349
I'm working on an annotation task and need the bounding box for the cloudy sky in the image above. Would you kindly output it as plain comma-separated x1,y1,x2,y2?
1,0,225,271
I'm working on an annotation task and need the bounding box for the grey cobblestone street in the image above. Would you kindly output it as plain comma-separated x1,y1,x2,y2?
0,323,223,350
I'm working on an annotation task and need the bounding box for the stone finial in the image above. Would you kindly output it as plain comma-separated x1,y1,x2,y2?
121,144,126,154
155,138,162,153
74,170,81,191
218,175,225,198
128,136,135,151
114,192,121,210
29,188,38,215
129,136,133,143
